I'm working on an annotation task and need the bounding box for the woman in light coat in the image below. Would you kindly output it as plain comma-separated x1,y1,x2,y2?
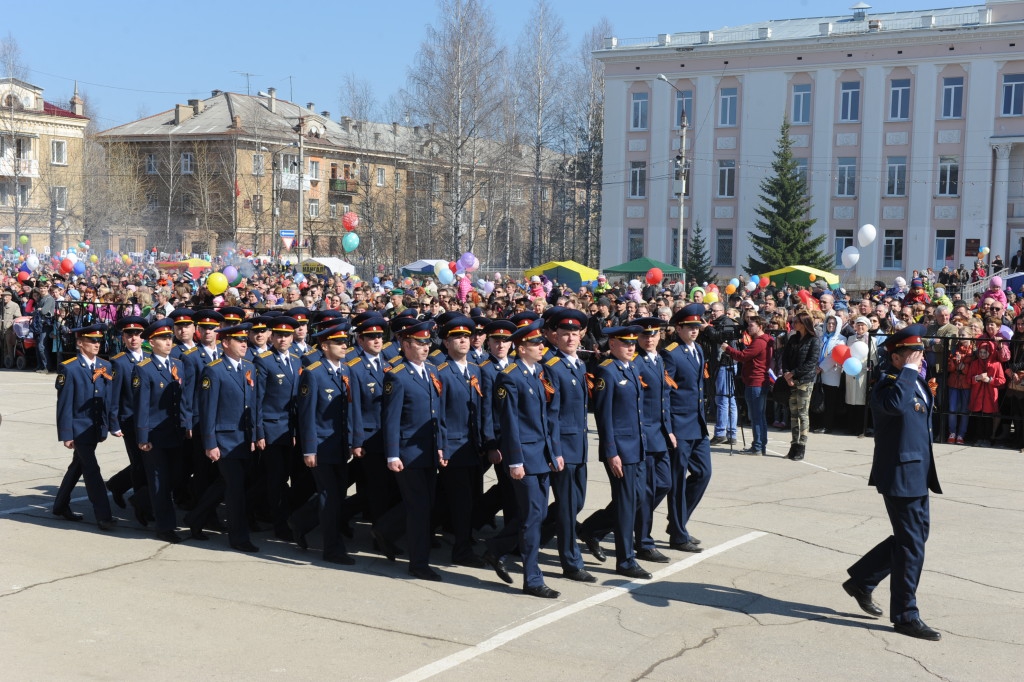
844,316,877,435
814,314,846,434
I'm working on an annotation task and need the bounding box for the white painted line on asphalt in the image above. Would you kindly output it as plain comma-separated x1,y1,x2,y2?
393,530,768,682
1,495,89,516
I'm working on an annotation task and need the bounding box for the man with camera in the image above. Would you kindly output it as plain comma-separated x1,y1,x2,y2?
700,302,740,446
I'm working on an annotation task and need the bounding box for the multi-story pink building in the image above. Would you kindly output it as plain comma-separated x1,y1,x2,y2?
597,0,1024,284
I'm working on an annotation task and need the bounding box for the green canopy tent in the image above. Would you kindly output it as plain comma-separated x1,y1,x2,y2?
603,256,685,277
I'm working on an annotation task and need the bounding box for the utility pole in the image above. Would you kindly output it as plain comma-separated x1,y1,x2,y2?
658,74,689,273
296,117,305,264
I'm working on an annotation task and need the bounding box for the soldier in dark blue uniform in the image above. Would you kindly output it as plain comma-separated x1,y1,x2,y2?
169,308,198,358
294,320,358,565
379,320,447,581
483,320,564,598
468,316,489,365
301,311,342,368
179,309,223,513
253,316,301,541
106,316,151,523
219,306,246,326
435,316,486,567
474,319,519,532
287,307,311,355
185,323,262,552
52,323,122,529
133,319,189,543
244,316,272,360
844,325,943,641
661,304,711,554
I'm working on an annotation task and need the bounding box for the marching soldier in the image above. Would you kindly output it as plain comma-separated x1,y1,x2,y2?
106,316,151,523
169,308,197,357
468,316,489,365
474,319,518,532
53,323,122,530
288,307,312,355
244,316,272,360
180,309,223,512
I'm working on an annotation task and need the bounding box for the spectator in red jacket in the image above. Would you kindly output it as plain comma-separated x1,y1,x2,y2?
721,314,773,456
968,341,1006,446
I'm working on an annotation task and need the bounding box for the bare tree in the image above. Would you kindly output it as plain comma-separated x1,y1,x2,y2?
186,140,233,254
339,73,378,122
88,138,146,252
0,33,30,244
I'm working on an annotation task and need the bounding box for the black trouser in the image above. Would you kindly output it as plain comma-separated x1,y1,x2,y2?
107,416,151,514
53,441,112,522
311,461,350,559
438,464,478,562
255,441,294,533
143,446,180,532
185,457,252,546
383,467,436,571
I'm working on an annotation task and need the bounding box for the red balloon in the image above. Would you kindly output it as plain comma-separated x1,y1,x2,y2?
759,276,769,288
61,258,74,273
343,211,359,231
832,345,852,364
17,271,30,282
448,261,457,273
645,267,663,286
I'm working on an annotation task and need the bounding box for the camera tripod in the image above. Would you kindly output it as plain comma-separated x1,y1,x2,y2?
715,358,746,456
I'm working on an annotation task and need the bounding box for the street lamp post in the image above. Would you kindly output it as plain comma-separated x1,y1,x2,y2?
296,117,305,265
657,74,689,275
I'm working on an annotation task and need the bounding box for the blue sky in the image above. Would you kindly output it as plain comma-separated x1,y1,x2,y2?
8,0,933,130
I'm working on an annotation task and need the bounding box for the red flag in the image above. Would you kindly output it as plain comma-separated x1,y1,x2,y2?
235,180,241,197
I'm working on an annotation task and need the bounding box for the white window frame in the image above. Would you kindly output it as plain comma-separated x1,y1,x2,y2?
674,89,692,129
145,192,158,211
252,153,265,176
938,156,959,196
376,167,386,187
840,82,861,122
834,229,854,268
886,156,907,196
889,78,911,120
836,157,857,197
51,140,67,166
394,170,402,190
629,161,647,199
794,158,809,188
182,192,195,213
934,229,956,269
942,77,964,119
717,159,736,198
180,152,195,175
715,229,734,267
630,92,649,131
308,198,319,218
719,87,737,127
251,194,263,212
145,153,158,175
52,186,67,210
16,183,29,207
883,229,904,269
628,228,645,261
330,203,338,219
1002,74,1024,116
308,160,320,180
792,84,811,125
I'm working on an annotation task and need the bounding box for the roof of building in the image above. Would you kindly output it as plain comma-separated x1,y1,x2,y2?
42,101,87,120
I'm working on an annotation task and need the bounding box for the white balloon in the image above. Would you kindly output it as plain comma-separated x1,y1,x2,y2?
745,281,757,292
849,340,869,362
66,253,79,264
857,223,876,247
841,245,860,269
26,254,40,271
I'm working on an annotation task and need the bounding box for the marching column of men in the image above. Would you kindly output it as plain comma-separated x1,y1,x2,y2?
52,306,717,594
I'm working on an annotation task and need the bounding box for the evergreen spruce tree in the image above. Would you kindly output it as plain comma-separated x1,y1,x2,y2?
685,219,717,285
746,119,831,274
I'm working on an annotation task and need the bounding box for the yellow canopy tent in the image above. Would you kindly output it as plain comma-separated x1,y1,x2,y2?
760,265,840,288
523,260,599,289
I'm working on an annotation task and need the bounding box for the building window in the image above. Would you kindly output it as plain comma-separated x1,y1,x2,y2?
883,229,904,269
719,87,737,127
886,156,907,196
282,153,299,173
935,229,955,269
120,238,137,253
180,152,195,175
308,160,320,180
252,154,265,176
715,229,734,267
630,92,649,130
628,229,645,260
717,159,736,197
428,206,438,224
308,198,319,218
942,77,964,118
938,156,959,196
16,183,29,207
145,192,158,210
0,183,8,206
145,153,157,175
794,158,809,188
541,188,550,203
251,194,263,212
889,78,911,120
330,203,338,219
836,157,857,197
394,170,401,190
629,161,647,199
430,175,440,195
51,140,67,165
1002,74,1024,116
792,84,811,124
840,81,860,122
512,187,523,202
182,193,195,213
376,167,386,186
675,89,692,128
52,186,67,210
834,229,854,268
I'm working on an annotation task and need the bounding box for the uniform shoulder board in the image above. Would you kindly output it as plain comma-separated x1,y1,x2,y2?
303,348,318,356
545,356,560,367
600,358,614,367
62,357,77,366
436,361,449,371
382,341,393,349
429,348,442,357
665,342,679,351
306,360,322,371
886,373,898,380
346,356,361,367
138,358,152,367
478,359,492,368
208,358,222,367
388,355,403,365
502,362,518,374
111,351,126,360
258,350,274,358
183,346,198,355
390,363,406,373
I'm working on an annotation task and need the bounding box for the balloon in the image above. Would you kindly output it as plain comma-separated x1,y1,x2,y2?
78,241,87,249
19,235,28,245
857,223,877,247
646,268,663,285
122,255,132,265
729,278,740,287
342,232,359,253
759,276,769,288
832,345,852,364
26,254,39,271
842,357,864,376
403,277,414,287
89,255,98,263
809,273,816,282
294,273,306,284
342,211,359,231
704,292,718,304
629,279,641,290
372,276,380,284
223,265,239,285
85,240,90,246
725,284,737,295
437,267,454,285
468,256,480,272
745,281,758,292
841,245,860,269
207,272,229,295
458,252,474,270
707,283,719,292
73,261,86,275
60,258,73,273
448,261,457,273
494,273,502,281
981,246,990,256
68,288,81,300
434,261,447,277
17,271,30,282
483,282,494,295
849,340,869,362
66,253,78,264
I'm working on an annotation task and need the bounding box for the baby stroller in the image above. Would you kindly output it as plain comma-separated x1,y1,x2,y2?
5,316,38,370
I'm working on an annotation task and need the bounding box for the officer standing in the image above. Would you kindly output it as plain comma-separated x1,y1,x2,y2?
474,319,519,532
106,316,151,522
52,323,122,529
844,325,943,641
133,319,189,543
180,309,223,512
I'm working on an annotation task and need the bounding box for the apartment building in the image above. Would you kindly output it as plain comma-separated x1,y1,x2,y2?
0,78,88,254
596,0,1024,283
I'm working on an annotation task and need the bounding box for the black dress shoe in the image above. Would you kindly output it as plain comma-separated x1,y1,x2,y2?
636,548,671,563
324,552,356,565
563,568,598,583
409,566,442,581
372,530,400,562
97,518,119,531
842,579,883,617
106,482,126,509
483,550,514,584
453,554,487,569
581,534,607,562
690,537,702,546
230,541,260,553
669,541,703,553
894,618,941,641
523,584,560,599
189,527,209,541
53,509,83,522
132,504,149,528
156,530,183,544
274,527,294,542
617,565,653,580
709,435,727,445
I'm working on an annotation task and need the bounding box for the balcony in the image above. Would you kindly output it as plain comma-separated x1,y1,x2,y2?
0,157,39,178
329,178,359,194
